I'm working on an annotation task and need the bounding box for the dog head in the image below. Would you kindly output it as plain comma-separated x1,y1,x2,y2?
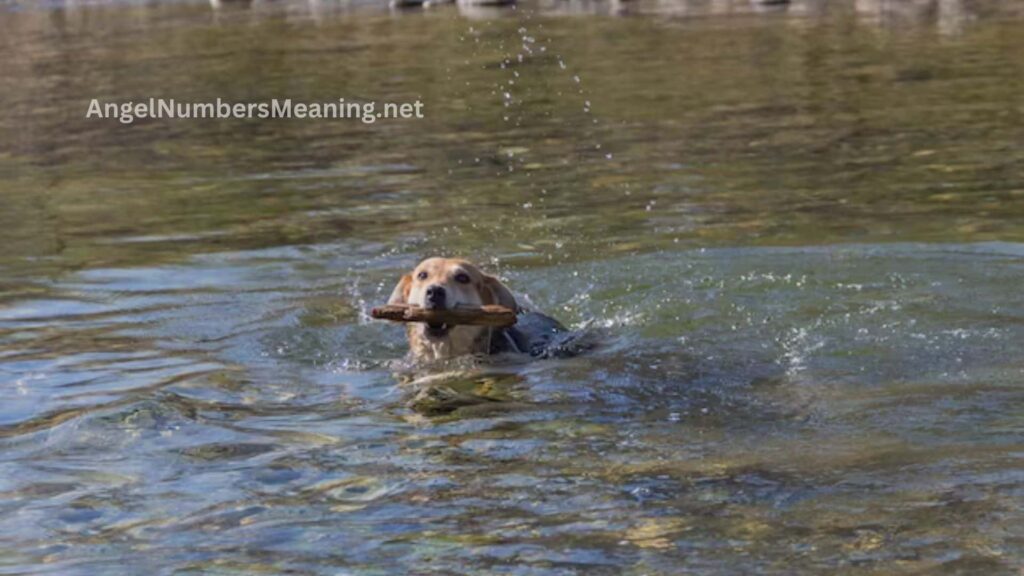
388,257,518,359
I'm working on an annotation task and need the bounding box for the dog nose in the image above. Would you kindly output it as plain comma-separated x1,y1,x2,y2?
425,285,446,309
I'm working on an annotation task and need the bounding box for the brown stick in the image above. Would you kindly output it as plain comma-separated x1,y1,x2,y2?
370,304,517,327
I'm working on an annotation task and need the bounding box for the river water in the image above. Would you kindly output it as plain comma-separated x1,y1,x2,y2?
0,0,1022,573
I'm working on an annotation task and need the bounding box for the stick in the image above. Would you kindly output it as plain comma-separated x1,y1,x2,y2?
370,304,517,327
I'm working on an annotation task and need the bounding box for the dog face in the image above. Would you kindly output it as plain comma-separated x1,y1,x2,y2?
388,257,518,359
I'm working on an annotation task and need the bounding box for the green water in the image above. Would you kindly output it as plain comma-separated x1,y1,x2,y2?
0,0,1022,573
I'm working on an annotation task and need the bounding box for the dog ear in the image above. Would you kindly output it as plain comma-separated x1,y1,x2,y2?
480,274,518,312
387,273,413,305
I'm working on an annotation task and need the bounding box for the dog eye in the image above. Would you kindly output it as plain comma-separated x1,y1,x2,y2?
416,271,428,281
455,272,471,284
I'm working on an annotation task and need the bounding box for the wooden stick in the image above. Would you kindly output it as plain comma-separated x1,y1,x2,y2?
370,304,517,327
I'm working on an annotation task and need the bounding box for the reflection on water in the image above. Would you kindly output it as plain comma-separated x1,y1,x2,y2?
1,0,1023,573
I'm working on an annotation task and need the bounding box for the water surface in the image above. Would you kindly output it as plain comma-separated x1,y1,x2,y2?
1,0,1023,573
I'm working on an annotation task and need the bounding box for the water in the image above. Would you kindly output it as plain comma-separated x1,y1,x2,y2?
1,0,1023,573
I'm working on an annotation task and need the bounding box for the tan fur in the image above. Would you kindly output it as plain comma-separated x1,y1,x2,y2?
387,257,518,360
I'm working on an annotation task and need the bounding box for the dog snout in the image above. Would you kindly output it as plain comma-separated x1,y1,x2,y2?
425,285,447,309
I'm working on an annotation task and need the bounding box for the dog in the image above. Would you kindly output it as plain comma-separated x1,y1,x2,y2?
387,257,567,360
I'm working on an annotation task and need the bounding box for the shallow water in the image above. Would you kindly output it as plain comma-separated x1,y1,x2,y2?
1,0,1023,573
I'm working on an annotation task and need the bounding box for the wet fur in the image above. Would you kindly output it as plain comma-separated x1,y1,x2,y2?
387,257,567,361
